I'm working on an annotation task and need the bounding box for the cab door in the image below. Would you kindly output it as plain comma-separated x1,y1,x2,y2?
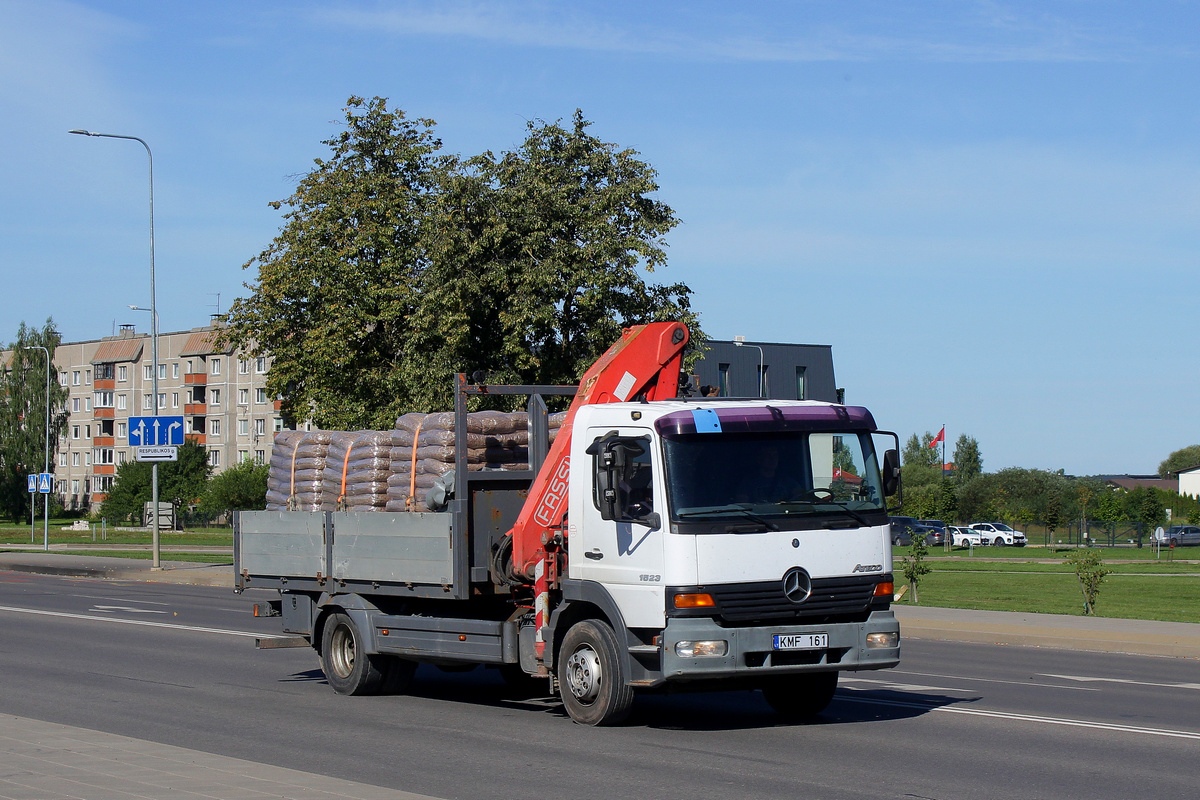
569,427,666,628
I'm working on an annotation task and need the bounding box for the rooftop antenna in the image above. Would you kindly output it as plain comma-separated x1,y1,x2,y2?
209,292,221,317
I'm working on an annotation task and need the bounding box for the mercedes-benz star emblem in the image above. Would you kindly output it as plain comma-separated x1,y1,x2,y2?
782,567,812,604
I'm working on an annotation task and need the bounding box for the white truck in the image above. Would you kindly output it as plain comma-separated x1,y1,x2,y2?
235,323,902,725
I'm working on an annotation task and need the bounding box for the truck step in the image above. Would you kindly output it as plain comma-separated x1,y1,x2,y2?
255,636,310,649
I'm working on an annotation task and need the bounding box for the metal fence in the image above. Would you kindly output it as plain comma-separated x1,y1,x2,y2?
1013,520,1148,548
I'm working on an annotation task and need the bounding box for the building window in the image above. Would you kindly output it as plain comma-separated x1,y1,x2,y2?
274,417,284,433
172,392,179,408
238,450,249,462
94,448,114,465
58,452,67,467
211,358,222,375
84,452,91,466
256,356,267,373
238,388,249,406
158,393,166,409
118,365,127,382
795,366,807,400
85,369,92,384
158,364,167,380
210,388,221,406
85,425,91,439
71,480,80,495
143,394,152,410
71,452,80,467
60,371,68,386
238,419,249,436
209,449,221,467
117,422,127,438
144,365,152,380
255,450,265,464
72,397,80,412
717,363,730,397
238,359,250,375
254,418,266,437
255,388,267,404
118,450,127,465
210,418,221,436
72,371,80,386
117,394,127,410
172,363,179,379
95,391,114,408
84,398,91,412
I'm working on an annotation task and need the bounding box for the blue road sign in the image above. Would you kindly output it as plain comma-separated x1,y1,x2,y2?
128,415,185,446
28,474,37,493
38,473,52,493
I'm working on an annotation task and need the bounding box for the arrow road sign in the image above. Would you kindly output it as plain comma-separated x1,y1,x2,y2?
128,416,185,446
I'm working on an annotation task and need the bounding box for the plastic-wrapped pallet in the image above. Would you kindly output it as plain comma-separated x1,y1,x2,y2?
320,430,392,511
265,430,333,511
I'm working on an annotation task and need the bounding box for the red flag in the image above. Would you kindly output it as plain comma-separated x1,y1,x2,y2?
929,427,945,448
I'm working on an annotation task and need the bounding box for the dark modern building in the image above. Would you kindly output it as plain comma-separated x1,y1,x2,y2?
690,339,839,403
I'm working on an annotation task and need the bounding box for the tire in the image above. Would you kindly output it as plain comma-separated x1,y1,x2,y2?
319,612,387,696
381,656,417,694
558,620,634,726
761,671,838,719
892,536,902,547
1170,538,1179,547
994,537,1007,547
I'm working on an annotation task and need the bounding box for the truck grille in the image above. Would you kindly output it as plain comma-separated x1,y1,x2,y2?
704,574,885,625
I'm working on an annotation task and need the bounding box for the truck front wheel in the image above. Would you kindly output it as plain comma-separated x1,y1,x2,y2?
320,612,386,696
761,671,838,719
558,620,634,726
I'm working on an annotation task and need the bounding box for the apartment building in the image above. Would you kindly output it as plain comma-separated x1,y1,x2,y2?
50,324,281,511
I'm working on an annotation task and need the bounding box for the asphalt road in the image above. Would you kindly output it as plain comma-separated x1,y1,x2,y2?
1,571,1197,800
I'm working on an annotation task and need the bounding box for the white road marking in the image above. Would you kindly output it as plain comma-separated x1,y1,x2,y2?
839,692,1200,740
89,605,169,615
1040,673,1200,691
70,594,171,606
891,670,1100,692
841,677,976,694
0,604,284,639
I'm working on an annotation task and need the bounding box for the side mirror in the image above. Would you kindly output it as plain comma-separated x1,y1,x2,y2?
587,433,652,523
882,448,900,497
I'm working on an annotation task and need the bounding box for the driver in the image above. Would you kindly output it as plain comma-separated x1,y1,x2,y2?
732,446,806,504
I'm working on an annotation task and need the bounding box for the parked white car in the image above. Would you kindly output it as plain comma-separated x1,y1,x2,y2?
948,526,982,547
969,522,1027,546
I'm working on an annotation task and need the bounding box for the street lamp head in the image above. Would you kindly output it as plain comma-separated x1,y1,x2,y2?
68,129,96,136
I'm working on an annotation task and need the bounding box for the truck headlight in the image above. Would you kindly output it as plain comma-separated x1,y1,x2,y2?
866,632,898,648
675,640,728,657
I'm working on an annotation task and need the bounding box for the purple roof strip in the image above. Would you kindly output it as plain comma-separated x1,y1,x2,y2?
656,404,878,437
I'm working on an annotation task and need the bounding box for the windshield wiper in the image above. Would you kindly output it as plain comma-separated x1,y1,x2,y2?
676,506,780,531
777,499,872,526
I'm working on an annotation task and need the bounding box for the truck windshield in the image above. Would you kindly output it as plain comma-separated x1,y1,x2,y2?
661,431,887,532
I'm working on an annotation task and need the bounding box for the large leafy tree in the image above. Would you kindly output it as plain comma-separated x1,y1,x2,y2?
225,98,701,426
0,320,69,522
200,458,268,516
1158,445,1200,478
901,431,942,489
952,434,982,481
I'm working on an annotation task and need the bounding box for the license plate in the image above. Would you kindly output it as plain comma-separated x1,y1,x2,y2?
773,633,828,650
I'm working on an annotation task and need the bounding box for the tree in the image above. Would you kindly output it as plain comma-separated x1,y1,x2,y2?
1158,445,1200,478
1064,549,1111,616
200,459,268,516
952,434,982,481
100,442,211,525
225,97,702,427
901,534,932,604
901,431,942,490
0,320,70,523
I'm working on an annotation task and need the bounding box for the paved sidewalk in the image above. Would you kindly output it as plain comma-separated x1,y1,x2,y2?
0,714,439,800
0,552,232,588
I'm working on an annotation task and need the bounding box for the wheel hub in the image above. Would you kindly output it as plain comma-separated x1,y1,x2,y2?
564,646,603,702
330,625,356,678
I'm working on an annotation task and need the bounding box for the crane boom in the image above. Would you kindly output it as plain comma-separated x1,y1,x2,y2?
509,321,690,579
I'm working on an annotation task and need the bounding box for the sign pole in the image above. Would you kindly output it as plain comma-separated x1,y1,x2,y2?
29,475,35,543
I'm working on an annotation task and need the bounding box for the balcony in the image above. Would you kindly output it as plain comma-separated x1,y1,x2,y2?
185,433,206,445
92,492,108,503
274,399,282,411
93,465,115,475
94,436,114,446
93,408,115,419
94,379,115,390
183,373,207,386
184,403,207,415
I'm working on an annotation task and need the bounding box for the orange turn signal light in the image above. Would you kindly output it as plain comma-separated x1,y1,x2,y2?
674,593,716,609
873,581,894,597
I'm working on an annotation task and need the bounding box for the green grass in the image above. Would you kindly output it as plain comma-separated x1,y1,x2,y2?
900,567,1200,623
929,544,1197,561
0,549,233,564
916,559,1200,575
0,529,232,547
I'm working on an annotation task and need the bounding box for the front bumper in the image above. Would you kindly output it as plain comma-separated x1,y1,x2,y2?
658,610,900,682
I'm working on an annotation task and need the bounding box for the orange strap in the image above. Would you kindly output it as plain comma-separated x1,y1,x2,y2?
288,438,301,510
406,417,425,510
338,438,354,510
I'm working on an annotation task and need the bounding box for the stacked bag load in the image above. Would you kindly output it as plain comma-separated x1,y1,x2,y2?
385,411,531,512
265,430,334,511
320,430,392,511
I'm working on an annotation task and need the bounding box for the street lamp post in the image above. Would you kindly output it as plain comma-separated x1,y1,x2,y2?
69,129,161,569
733,336,765,398
30,346,51,550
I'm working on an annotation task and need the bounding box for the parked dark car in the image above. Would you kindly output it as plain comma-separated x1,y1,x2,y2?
889,516,944,546
1159,525,1200,547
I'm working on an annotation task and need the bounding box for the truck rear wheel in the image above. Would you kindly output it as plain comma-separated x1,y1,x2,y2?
761,672,838,719
320,612,386,696
558,620,634,726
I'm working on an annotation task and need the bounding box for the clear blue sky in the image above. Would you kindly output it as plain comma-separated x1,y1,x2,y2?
3,1,1197,476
